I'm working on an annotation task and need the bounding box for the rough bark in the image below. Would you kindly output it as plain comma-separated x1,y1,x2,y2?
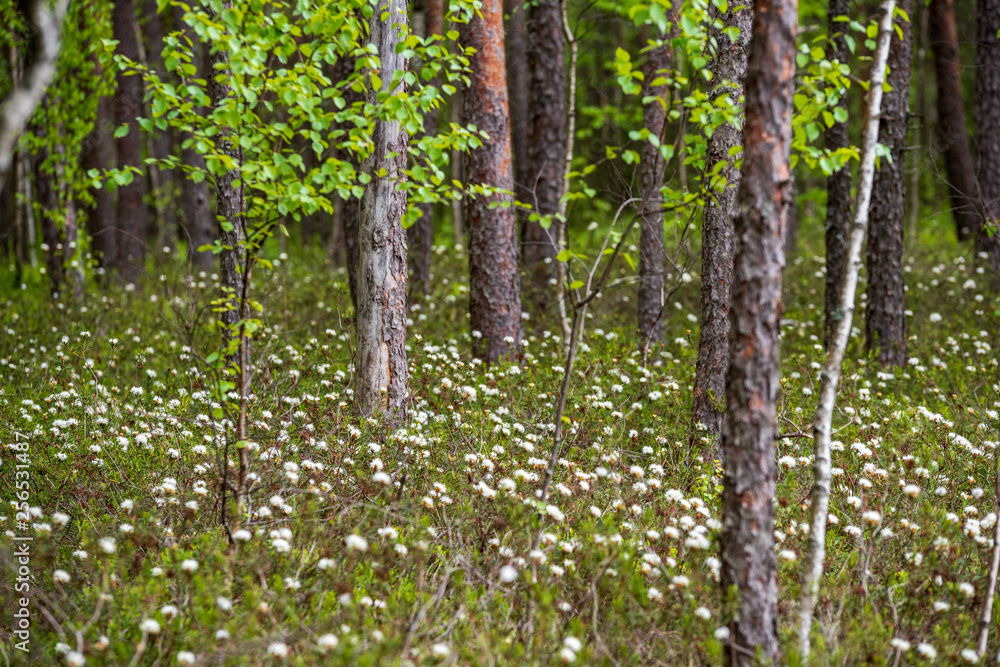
798,2,896,655
336,53,362,310
929,0,981,242
141,0,177,247
824,0,851,347
80,70,118,270
209,5,247,385
36,149,64,294
865,0,911,368
690,1,752,451
354,0,410,422
718,0,796,662
522,0,566,314
636,28,674,346
975,0,1000,272
406,0,442,302
172,3,214,270
462,0,523,363
505,0,531,267
112,0,149,283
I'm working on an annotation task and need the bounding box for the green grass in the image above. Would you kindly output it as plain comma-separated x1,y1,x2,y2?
1,230,998,666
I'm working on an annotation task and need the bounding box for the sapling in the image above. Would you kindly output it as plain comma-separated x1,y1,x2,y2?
797,0,896,656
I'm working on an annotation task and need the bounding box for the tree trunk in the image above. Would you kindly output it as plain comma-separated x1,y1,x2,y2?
112,0,149,283
79,68,118,271
505,0,531,270
462,0,523,363
354,0,410,422
690,1,752,450
36,148,64,294
929,0,981,242
521,0,566,315
141,0,178,248
636,26,675,346
450,81,465,244
209,7,247,386
172,4,214,270
975,0,1000,272
719,0,797,662
335,53,362,311
406,0,442,303
865,0,911,368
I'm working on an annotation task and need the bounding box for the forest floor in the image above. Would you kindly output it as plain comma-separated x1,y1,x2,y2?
1,233,998,665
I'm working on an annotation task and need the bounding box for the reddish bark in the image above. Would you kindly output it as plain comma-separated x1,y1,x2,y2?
719,0,797,662
80,65,117,270
505,0,531,268
929,0,981,242
462,0,523,363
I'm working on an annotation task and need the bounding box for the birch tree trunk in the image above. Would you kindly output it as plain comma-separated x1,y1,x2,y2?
463,0,523,363
718,0,797,661
690,1,752,452
797,1,896,656
354,0,409,422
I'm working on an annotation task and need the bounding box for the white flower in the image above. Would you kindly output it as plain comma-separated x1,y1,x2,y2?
694,606,712,620
66,652,86,667
917,643,937,659
564,637,583,652
779,549,797,562
559,647,577,662
546,505,565,522
903,484,920,498
181,559,199,573
317,634,339,650
317,558,335,570
140,619,162,635
929,313,943,323
177,651,196,664
647,587,663,601
345,534,368,552
714,626,731,641
431,643,450,657
890,638,911,651
233,529,252,541
99,537,116,554
500,565,518,583
216,596,232,611
267,642,289,658
959,582,975,598
671,575,690,589
961,649,980,663
862,511,882,526
53,569,71,583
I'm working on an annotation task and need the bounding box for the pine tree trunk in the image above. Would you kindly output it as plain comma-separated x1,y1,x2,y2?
112,0,149,283
208,8,247,389
823,0,851,334
463,0,523,363
690,1,752,450
80,69,118,271
636,27,675,346
929,0,981,242
354,0,410,422
520,0,566,316
866,0,911,368
406,0,442,302
172,4,214,270
719,0,797,661
141,0,177,248
505,0,531,269
975,0,1000,272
